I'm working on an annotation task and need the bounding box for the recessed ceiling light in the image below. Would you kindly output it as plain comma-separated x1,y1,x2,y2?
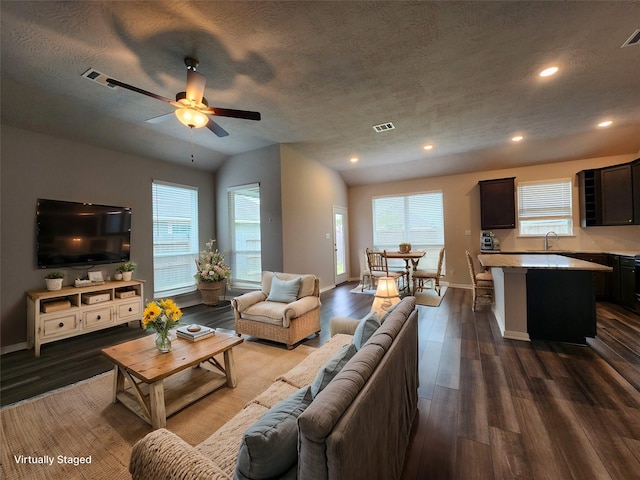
597,120,613,128
350,157,359,164
423,144,434,151
539,66,559,77
511,135,524,142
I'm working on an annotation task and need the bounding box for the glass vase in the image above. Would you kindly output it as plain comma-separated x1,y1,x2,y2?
155,331,172,353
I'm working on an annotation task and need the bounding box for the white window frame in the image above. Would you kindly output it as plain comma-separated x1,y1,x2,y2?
152,180,199,297
372,191,445,271
517,179,574,236
228,183,262,288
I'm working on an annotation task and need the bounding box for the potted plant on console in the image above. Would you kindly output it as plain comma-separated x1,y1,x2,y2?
44,271,64,291
118,261,136,281
194,239,231,306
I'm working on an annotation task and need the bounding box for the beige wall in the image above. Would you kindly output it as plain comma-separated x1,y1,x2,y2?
215,144,284,287
280,144,349,288
1,125,217,350
348,153,640,288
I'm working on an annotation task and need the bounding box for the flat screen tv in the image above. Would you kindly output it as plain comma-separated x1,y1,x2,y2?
36,198,131,268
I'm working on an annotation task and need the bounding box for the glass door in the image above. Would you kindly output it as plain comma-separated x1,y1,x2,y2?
333,206,348,285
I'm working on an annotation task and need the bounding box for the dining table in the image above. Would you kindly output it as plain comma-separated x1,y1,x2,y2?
385,251,426,288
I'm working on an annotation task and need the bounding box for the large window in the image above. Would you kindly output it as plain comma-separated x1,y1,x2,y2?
517,179,573,236
228,184,262,288
152,181,199,297
372,191,444,270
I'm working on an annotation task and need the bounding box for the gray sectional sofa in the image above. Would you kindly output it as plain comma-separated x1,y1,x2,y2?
129,296,419,479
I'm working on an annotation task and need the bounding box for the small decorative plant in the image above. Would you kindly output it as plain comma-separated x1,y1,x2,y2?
195,239,231,283
118,261,136,272
399,242,412,253
44,271,64,290
44,271,65,279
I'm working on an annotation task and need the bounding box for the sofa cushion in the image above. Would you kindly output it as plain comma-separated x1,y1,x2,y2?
380,301,400,324
352,311,380,350
267,275,302,303
235,387,313,480
277,334,353,388
310,343,357,398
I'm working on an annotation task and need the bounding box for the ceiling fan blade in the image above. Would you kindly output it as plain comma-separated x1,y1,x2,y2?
186,70,206,104
206,118,230,137
145,112,175,124
106,78,173,104
204,107,261,121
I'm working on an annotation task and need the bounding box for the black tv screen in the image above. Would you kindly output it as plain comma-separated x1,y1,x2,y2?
36,199,131,268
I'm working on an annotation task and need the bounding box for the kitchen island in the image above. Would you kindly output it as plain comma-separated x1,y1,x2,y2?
478,253,613,343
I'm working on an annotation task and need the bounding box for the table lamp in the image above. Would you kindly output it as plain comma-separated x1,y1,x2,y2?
371,276,401,318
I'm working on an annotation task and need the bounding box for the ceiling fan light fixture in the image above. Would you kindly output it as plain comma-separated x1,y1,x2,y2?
175,108,208,128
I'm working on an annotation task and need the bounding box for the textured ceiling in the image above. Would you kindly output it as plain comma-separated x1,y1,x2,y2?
1,1,639,185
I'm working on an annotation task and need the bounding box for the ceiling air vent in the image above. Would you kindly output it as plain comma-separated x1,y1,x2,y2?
373,122,395,133
621,29,640,47
81,68,117,88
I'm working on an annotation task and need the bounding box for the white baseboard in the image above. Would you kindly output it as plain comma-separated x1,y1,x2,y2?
1,342,28,355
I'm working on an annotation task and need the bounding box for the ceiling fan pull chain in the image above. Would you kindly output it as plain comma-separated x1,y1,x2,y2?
190,127,195,162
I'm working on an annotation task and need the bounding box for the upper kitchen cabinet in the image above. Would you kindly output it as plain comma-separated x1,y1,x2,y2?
579,158,640,227
478,177,516,229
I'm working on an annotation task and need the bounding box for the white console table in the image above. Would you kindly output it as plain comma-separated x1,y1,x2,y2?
27,280,144,357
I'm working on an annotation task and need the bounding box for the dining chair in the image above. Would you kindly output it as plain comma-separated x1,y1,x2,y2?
366,248,408,293
465,250,494,311
359,248,372,291
412,247,445,295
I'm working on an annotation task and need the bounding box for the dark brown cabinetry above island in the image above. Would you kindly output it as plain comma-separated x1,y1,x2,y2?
478,177,515,229
578,158,640,227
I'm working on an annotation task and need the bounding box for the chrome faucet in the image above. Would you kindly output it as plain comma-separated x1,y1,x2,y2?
544,231,558,251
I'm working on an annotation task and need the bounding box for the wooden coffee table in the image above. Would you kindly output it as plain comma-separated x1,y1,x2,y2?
101,330,243,428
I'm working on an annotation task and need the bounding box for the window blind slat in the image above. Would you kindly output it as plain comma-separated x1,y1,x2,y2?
517,179,573,235
152,181,199,297
228,184,262,287
373,192,445,270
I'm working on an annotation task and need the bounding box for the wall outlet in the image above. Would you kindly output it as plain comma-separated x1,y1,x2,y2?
465,230,472,236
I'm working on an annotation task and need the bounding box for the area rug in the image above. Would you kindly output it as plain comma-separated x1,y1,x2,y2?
0,340,314,480
415,285,448,307
351,283,448,307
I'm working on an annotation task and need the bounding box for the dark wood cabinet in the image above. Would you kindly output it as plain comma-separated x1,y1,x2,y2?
526,269,596,344
478,177,515,230
601,164,634,225
579,159,639,226
619,256,637,312
633,159,640,224
572,252,610,299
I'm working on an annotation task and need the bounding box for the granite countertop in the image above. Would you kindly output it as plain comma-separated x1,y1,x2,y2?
485,250,639,258
478,253,614,271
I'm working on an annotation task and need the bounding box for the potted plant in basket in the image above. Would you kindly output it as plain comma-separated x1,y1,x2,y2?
118,261,136,281
194,240,231,306
44,271,65,291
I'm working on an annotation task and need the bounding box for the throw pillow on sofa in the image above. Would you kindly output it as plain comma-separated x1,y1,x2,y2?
266,275,301,303
235,386,312,480
310,342,358,398
352,311,380,350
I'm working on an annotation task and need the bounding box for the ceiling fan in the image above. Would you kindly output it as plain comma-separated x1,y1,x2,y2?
106,57,261,138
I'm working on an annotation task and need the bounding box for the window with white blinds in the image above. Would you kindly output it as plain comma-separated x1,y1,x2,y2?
517,179,573,236
372,191,444,270
228,184,262,288
152,181,199,297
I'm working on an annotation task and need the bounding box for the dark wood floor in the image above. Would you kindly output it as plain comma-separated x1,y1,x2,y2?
2,284,639,479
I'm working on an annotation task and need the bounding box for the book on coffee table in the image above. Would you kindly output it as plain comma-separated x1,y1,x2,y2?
176,325,215,342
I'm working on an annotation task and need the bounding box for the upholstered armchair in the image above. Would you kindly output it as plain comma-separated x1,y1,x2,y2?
231,271,321,349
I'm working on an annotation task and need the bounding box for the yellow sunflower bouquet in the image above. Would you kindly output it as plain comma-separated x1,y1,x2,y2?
142,298,183,352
